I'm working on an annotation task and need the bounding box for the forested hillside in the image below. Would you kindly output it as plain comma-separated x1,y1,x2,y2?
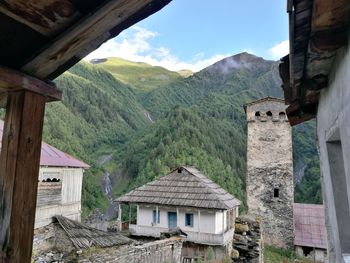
44,53,320,216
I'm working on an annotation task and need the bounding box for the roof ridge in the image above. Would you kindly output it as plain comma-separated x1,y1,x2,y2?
181,167,234,209
116,166,241,209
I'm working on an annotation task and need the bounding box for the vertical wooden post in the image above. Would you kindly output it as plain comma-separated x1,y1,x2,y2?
222,210,225,234
117,203,122,231
0,91,46,263
197,210,201,233
0,66,61,263
176,207,179,226
156,205,159,225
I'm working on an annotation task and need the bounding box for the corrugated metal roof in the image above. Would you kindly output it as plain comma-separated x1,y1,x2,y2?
0,120,89,168
116,166,241,210
294,203,328,249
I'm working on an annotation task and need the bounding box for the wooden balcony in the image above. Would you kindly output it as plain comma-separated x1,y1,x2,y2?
129,224,234,246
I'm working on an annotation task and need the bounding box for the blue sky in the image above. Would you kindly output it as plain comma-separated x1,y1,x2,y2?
86,0,289,72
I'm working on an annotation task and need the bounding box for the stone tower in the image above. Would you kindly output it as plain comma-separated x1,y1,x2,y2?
244,97,294,248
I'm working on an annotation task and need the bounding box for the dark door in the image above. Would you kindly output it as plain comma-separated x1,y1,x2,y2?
168,212,177,229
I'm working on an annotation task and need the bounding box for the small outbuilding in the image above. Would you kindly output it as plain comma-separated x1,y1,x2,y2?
294,203,328,262
0,120,90,228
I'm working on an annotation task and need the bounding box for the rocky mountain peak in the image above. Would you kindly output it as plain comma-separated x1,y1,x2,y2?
203,52,276,75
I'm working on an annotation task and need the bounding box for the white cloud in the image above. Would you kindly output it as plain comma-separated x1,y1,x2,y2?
268,40,289,59
84,26,229,72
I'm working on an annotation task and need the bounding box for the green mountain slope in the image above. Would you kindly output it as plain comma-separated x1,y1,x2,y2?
44,62,152,215
43,53,320,217
94,57,185,91
110,53,319,210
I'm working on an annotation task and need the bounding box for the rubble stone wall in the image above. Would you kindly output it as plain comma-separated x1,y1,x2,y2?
78,237,183,263
232,215,263,263
32,223,182,263
245,99,294,248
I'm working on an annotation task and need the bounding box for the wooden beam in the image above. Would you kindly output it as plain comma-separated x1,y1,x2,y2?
21,0,155,79
312,0,350,31
0,66,61,102
0,90,46,263
0,1,79,36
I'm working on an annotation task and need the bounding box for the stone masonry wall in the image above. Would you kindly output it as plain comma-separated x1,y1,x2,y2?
232,215,263,263
32,223,182,263
77,237,183,263
245,98,294,248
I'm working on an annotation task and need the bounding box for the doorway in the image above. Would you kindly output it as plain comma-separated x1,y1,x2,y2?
168,212,177,229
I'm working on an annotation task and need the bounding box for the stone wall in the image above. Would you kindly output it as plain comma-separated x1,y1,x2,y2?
245,98,294,248
77,237,183,263
32,223,182,263
232,215,263,263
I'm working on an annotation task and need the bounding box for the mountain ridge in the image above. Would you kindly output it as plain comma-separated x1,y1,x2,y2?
42,53,320,216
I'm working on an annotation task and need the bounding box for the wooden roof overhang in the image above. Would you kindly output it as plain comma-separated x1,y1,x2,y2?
0,2,172,262
279,0,350,126
0,0,171,80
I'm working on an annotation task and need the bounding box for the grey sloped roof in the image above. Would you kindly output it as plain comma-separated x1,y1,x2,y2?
116,166,241,210
56,216,133,249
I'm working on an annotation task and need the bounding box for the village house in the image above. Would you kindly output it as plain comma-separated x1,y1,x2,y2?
116,166,240,260
0,121,89,228
279,1,350,262
294,203,328,262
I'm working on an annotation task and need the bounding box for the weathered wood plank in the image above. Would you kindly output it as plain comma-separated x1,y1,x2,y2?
0,0,78,36
36,182,62,207
0,66,61,102
21,0,155,79
0,90,46,263
312,0,350,31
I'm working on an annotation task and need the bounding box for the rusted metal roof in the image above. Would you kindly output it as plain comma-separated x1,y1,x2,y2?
0,0,171,80
294,203,328,249
116,166,241,210
0,120,89,168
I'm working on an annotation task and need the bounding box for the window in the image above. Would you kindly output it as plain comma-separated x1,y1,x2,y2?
255,111,261,117
279,112,286,120
152,210,160,224
274,188,279,198
266,111,272,117
185,213,193,227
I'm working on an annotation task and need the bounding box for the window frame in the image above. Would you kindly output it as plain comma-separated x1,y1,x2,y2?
152,210,160,224
185,213,194,227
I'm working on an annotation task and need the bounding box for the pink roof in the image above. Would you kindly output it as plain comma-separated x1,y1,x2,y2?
0,121,89,168
294,203,328,249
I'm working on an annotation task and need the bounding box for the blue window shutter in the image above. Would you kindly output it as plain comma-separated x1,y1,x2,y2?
158,210,160,223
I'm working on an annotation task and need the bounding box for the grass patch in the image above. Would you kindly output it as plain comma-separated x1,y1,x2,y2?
264,245,314,263
264,245,296,263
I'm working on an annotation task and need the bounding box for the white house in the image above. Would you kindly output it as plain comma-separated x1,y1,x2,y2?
116,166,240,247
0,120,90,228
